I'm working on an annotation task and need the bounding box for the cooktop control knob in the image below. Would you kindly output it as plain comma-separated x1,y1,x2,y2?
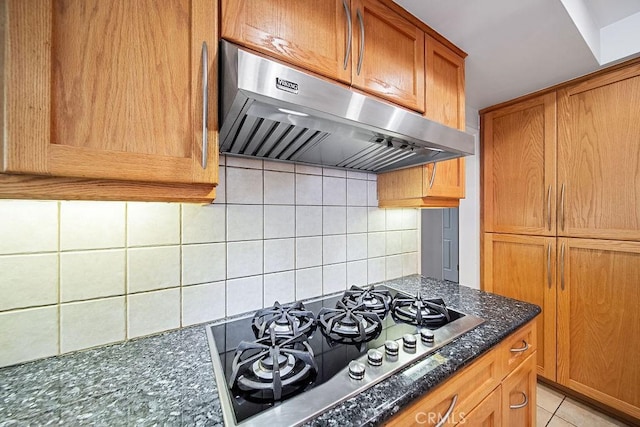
402,333,417,350
349,361,366,380
420,328,435,344
367,349,383,366
384,340,399,357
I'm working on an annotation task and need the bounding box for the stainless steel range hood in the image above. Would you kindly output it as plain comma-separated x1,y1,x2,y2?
218,41,474,173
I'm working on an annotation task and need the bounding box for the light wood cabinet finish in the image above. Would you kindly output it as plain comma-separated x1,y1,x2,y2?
462,385,502,427
501,354,537,427
557,64,640,240
386,320,537,426
557,238,640,419
351,0,425,112
377,37,466,208
221,0,351,84
1,0,218,201
482,93,556,235
221,0,424,112
483,233,555,380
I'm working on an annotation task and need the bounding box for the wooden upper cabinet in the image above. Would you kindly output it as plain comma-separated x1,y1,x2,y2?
557,238,640,419
557,64,640,240
377,35,466,208
483,233,556,381
1,0,218,201
221,0,425,112
482,92,556,236
350,0,425,112
221,0,352,84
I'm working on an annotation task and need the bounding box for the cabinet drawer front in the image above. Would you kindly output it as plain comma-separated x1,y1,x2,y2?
499,320,537,379
386,349,500,426
460,385,502,427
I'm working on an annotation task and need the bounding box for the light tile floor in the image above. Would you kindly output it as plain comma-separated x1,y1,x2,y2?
537,382,633,426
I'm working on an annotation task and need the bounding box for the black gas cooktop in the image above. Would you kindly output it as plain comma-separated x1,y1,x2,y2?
206,285,484,426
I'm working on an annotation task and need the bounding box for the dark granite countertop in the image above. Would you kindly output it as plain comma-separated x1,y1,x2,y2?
0,276,540,426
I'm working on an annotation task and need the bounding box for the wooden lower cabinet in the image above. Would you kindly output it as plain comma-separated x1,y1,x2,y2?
557,238,640,420
483,233,556,381
502,354,537,426
386,320,537,426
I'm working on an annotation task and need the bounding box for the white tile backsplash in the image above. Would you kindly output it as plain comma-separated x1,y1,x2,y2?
264,171,295,205
60,250,125,302
127,246,181,293
323,176,346,206
264,205,295,239
295,236,323,269
323,263,346,294
323,206,346,235
60,297,125,353
0,200,58,255
227,204,263,241
0,159,420,368
226,167,263,204
127,202,180,246
226,276,263,316
0,253,58,311
182,204,225,244
264,271,295,305
295,174,322,205
323,234,346,265
295,267,322,300
182,243,226,285
264,238,294,274
128,288,180,339
227,241,263,279
182,281,226,326
60,201,125,250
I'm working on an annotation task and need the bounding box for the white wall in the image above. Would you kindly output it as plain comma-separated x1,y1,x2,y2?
459,107,481,289
0,157,420,368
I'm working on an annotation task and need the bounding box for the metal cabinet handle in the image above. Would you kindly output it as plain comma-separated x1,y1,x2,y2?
547,185,552,231
509,391,529,409
201,41,209,169
560,183,566,231
429,162,438,189
356,8,365,76
435,394,458,427
510,340,529,353
342,0,352,70
561,242,566,291
547,244,551,289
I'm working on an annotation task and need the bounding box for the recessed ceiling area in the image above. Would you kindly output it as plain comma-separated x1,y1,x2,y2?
394,0,640,110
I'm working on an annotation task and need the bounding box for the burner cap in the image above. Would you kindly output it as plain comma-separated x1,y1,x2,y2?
341,285,392,318
317,300,383,345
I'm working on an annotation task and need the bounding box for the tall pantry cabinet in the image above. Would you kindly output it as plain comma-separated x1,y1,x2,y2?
481,60,640,421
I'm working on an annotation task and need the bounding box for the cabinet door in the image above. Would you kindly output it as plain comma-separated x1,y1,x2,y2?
482,93,556,235
221,0,351,84
557,64,640,240
557,238,640,419
2,0,218,185
483,233,556,381
462,385,502,427
423,159,465,199
502,354,536,427
351,0,425,112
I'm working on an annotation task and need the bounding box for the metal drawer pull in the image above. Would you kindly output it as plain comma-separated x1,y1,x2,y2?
429,162,438,189
356,8,365,75
509,391,529,409
201,41,209,169
510,340,529,353
342,0,352,70
435,394,458,427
